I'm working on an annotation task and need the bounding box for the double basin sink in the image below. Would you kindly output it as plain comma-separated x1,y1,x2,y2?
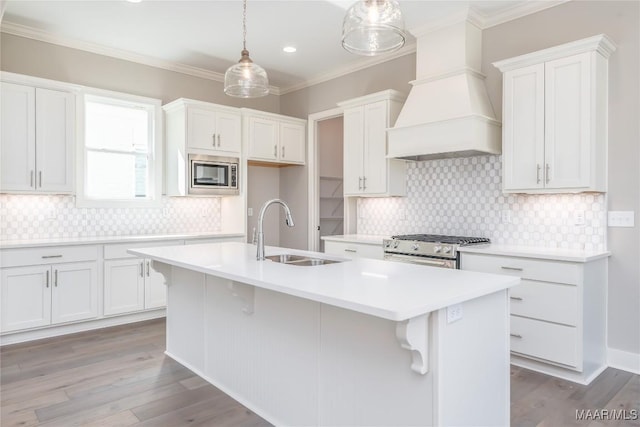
266,254,342,267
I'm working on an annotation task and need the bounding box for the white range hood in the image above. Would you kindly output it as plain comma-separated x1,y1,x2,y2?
387,12,501,160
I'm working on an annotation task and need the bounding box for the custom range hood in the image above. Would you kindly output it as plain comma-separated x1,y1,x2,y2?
387,12,501,160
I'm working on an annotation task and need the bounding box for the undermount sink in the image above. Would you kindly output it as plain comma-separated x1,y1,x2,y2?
265,254,342,266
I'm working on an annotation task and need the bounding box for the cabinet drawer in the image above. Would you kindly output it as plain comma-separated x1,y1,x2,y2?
104,240,184,259
0,245,99,268
461,253,581,285
510,280,578,325
324,241,383,260
510,316,578,368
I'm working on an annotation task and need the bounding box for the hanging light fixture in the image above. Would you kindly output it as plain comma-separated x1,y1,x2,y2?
224,0,269,98
342,0,406,56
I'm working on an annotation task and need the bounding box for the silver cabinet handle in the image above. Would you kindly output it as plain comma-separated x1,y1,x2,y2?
358,177,363,190
362,176,367,190
140,261,144,278
344,249,357,253
282,146,285,158
217,134,221,147
30,170,34,188
545,163,550,184
46,270,50,288
536,164,541,184
212,134,216,146
501,266,523,271
274,145,278,158
510,333,523,339
146,260,150,277
39,171,42,188
54,270,58,287
510,296,523,301
42,255,63,259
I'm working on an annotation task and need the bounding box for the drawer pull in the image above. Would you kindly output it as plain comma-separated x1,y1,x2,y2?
510,296,523,301
54,270,58,287
45,270,50,288
140,261,144,278
344,249,357,253
42,255,63,259
510,333,523,339
501,266,523,271
146,260,150,277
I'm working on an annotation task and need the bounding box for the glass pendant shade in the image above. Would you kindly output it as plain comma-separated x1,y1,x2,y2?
342,0,406,56
224,49,269,98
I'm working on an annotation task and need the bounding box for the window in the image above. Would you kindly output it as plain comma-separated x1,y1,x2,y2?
77,90,162,207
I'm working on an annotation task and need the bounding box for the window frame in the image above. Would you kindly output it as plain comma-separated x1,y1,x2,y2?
76,88,163,208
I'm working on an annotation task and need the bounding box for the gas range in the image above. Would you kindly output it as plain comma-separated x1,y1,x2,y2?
383,234,490,269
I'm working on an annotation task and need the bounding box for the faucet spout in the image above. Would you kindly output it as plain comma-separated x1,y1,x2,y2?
256,199,295,260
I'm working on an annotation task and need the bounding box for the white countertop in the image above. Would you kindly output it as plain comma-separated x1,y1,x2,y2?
320,234,388,245
0,232,245,249
458,244,610,262
129,242,519,322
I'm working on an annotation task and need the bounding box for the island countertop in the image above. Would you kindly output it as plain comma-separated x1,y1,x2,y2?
129,242,520,322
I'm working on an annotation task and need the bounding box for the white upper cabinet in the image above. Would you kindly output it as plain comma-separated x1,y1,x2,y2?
1,81,75,193
164,98,241,156
244,109,306,165
495,35,615,193
338,90,407,197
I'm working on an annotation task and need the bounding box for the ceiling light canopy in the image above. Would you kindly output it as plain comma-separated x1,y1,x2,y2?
342,0,406,56
224,0,269,98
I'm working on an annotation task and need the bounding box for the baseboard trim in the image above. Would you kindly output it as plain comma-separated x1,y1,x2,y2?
0,309,166,346
607,347,640,375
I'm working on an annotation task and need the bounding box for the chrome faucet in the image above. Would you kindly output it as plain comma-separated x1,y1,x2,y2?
256,199,294,260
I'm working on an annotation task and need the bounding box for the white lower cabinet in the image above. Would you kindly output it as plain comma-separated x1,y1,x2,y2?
461,251,606,381
324,240,383,260
1,260,98,333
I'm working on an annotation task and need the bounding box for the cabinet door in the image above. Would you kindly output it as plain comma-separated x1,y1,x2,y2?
0,83,36,192
104,259,145,315
215,111,241,154
502,64,545,191
343,107,365,195
144,259,167,309
35,88,75,192
0,265,51,332
248,116,279,161
362,101,388,194
51,261,98,324
279,122,305,164
187,107,218,151
544,52,591,189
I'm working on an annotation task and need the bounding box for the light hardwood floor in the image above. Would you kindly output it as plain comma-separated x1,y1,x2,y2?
1,319,638,426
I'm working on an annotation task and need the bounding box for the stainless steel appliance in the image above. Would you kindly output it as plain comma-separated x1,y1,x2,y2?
383,234,490,269
188,154,239,196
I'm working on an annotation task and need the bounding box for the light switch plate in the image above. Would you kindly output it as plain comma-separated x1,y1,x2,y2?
447,304,463,323
608,211,635,228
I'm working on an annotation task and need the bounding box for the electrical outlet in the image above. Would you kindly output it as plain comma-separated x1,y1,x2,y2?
574,211,585,226
447,304,463,323
501,210,511,224
248,207,253,217
162,207,170,218
46,208,57,220
608,211,635,227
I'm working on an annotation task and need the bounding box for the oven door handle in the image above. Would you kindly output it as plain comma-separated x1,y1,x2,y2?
384,253,454,268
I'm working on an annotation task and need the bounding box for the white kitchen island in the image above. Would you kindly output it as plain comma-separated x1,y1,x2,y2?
129,242,520,427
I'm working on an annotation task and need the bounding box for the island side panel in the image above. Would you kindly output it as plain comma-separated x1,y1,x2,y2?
203,275,321,426
165,266,207,373
318,305,435,427
433,290,510,426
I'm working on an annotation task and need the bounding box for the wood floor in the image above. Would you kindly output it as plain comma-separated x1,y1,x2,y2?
1,319,638,427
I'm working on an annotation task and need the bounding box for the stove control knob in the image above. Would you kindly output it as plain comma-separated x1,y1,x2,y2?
393,241,400,248
433,245,442,253
443,246,451,254
412,243,419,251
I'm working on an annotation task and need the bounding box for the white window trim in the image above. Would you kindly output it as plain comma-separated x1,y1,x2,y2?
76,88,163,208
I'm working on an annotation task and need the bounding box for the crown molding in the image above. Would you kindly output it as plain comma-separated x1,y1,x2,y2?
0,21,282,96
480,0,571,29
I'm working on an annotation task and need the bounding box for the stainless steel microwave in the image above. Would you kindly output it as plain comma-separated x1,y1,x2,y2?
188,154,239,196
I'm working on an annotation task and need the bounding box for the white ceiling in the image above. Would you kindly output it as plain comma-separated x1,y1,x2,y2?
1,0,565,94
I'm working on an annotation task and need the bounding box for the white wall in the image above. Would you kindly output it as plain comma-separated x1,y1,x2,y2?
247,165,280,246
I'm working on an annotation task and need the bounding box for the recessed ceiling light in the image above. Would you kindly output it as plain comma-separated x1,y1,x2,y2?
283,46,297,53
125,0,142,3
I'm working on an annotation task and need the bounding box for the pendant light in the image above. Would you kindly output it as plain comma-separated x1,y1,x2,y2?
342,0,406,56
224,0,269,98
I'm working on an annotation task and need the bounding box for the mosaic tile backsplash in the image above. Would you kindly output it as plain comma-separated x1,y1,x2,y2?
357,155,606,252
0,195,222,241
